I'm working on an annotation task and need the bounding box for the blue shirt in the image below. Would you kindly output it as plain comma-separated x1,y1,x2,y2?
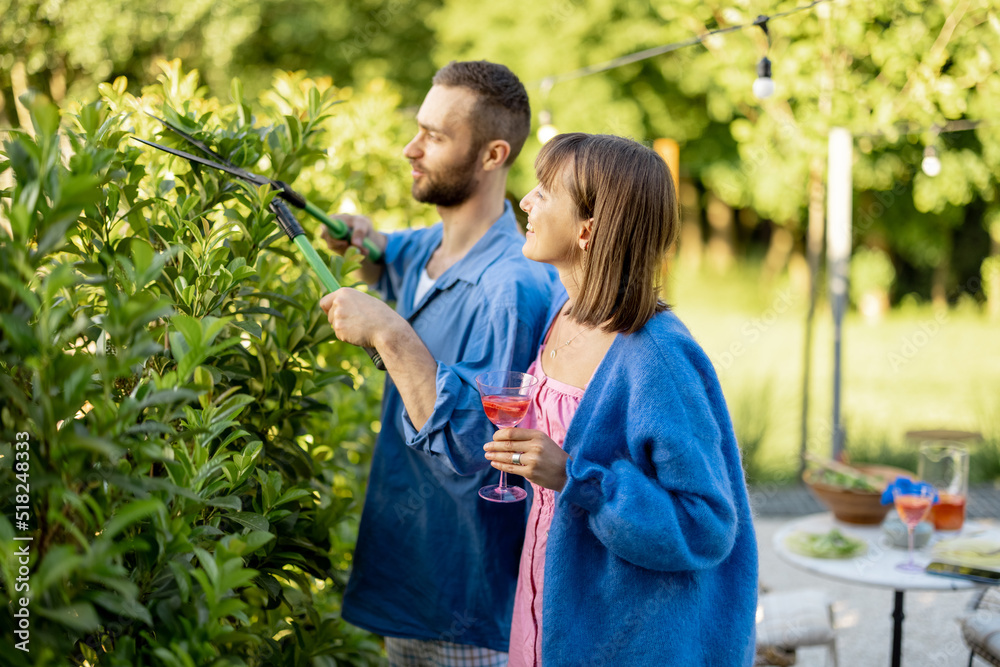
342,202,556,651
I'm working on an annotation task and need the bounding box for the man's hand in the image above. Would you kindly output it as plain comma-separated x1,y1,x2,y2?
321,214,387,285
319,287,402,349
319,287,439,430
321,214,386,257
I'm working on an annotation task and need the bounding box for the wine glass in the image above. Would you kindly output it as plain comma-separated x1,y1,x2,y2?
475,371,539,503
893,485,935,573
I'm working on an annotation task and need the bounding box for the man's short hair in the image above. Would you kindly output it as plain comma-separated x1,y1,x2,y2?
432,61,530,167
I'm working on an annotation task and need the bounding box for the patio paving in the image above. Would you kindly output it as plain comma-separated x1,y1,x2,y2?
751,484,999,667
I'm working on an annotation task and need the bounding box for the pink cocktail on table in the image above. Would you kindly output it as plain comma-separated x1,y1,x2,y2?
893,485,935,573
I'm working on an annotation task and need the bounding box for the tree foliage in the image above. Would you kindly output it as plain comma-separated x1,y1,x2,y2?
0,0,441,126
431,0,999,298
4,0,998,303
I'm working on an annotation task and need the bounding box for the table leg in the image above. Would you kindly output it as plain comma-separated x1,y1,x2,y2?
891,589,904,667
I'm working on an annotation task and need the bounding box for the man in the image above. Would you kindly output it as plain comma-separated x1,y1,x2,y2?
319,61,554,666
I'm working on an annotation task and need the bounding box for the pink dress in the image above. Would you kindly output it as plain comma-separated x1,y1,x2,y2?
507,346,585,667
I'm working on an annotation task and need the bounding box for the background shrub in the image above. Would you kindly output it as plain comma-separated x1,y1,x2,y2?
0,60,427,666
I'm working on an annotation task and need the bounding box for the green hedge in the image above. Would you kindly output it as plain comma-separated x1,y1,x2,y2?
0,61,424,666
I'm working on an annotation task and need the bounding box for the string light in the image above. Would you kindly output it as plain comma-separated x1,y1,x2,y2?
521,0,987,152
527,0,834,90
921,145,942,177
535,77,559,144
537,109,559,144
753,57,775,99
752,16,775,100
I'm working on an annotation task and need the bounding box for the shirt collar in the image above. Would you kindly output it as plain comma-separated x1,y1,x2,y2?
435,200,523,288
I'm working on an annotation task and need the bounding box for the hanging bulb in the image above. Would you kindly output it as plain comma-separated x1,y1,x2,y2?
921,145,942,177
753,57,775,100
537,109,559,144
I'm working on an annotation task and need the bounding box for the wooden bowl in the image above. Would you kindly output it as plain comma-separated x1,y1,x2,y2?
803,465,914,525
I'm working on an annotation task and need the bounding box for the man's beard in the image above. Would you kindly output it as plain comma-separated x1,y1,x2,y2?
412,145,480,207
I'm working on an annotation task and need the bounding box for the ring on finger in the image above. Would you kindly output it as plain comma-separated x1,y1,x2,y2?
511,452,522,465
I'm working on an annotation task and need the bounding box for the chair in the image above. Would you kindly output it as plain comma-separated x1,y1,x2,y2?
755,589,838,667
961,587,1000,666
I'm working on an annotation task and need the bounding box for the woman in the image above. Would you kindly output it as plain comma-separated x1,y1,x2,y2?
484,133,757,666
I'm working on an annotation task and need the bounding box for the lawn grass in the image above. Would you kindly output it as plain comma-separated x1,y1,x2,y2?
668,262,1000,482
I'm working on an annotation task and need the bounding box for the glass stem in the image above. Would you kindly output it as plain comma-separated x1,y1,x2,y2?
907,526,915,567
498,470,508,491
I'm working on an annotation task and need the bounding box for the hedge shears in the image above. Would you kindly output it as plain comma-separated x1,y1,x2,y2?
133,117,385,370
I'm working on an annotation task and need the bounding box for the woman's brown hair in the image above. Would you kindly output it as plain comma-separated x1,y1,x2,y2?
535,133,679,334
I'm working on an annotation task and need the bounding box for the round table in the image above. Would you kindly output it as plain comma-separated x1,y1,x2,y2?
773,513,993,667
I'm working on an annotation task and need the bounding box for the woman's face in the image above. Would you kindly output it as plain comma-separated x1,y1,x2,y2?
519,162,588,270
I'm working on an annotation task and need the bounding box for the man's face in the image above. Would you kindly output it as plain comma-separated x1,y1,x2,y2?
403,85,483,207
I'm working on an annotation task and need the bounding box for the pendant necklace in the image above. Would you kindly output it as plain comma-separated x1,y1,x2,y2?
549,310,589,359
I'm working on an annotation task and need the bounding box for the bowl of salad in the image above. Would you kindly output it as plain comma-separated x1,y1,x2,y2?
803,457,914,525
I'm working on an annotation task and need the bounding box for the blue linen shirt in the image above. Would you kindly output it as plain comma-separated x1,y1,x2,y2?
341,202,556,651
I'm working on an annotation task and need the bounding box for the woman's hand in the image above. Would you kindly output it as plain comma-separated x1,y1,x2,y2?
485,428,569,492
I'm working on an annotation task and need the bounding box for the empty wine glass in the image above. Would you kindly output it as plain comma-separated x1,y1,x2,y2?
475,371,539,503
893,485,935,573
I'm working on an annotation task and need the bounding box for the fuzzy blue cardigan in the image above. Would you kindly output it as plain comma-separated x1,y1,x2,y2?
542,300,758,666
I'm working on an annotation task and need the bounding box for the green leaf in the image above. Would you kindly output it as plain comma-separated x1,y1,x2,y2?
206,495,242,512
89,591,153,625
168,560,192,603
130,238,154,276
287,324,306,352
193,547,219,586
103,499,162,539
231,78,245,107
170,314,203,350
256,573,282,599
275,488,313,507
219,559,259,592
214,596,250,618
30,98,62,138
35,603,100,632
228,512,269,532
231,319,262,339
242,531,275,554
32,546,84,594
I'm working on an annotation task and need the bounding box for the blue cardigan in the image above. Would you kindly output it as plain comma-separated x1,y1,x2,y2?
542,298,758,666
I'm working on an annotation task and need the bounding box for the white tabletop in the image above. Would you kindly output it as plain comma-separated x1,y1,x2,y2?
773,512,996,592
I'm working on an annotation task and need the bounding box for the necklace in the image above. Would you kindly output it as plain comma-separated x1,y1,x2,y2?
548,311,590,359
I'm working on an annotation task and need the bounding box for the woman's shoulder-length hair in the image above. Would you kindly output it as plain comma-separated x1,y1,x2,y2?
535,133,679,335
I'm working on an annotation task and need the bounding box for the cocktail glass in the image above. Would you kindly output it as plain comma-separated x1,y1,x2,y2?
475,371,538,503
893,485,935,573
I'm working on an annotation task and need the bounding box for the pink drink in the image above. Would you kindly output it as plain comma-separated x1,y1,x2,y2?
895,495,931,528
482,395,530,428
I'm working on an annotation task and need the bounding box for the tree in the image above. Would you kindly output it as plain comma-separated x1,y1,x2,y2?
430,0,999,281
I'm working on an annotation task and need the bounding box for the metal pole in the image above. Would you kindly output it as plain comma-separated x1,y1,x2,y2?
826,128,852,460
891,590,905,667
799,158,826,479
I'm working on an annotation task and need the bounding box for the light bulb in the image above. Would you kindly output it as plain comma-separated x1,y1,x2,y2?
537,109,559,144
921,146,941,177
537,123,559,144
753,57,774,100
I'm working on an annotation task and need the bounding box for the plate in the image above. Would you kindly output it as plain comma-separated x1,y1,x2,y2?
785,528,867,559
931,537,1000,568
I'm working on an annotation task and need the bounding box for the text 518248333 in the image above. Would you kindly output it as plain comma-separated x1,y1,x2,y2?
11,430,33,653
